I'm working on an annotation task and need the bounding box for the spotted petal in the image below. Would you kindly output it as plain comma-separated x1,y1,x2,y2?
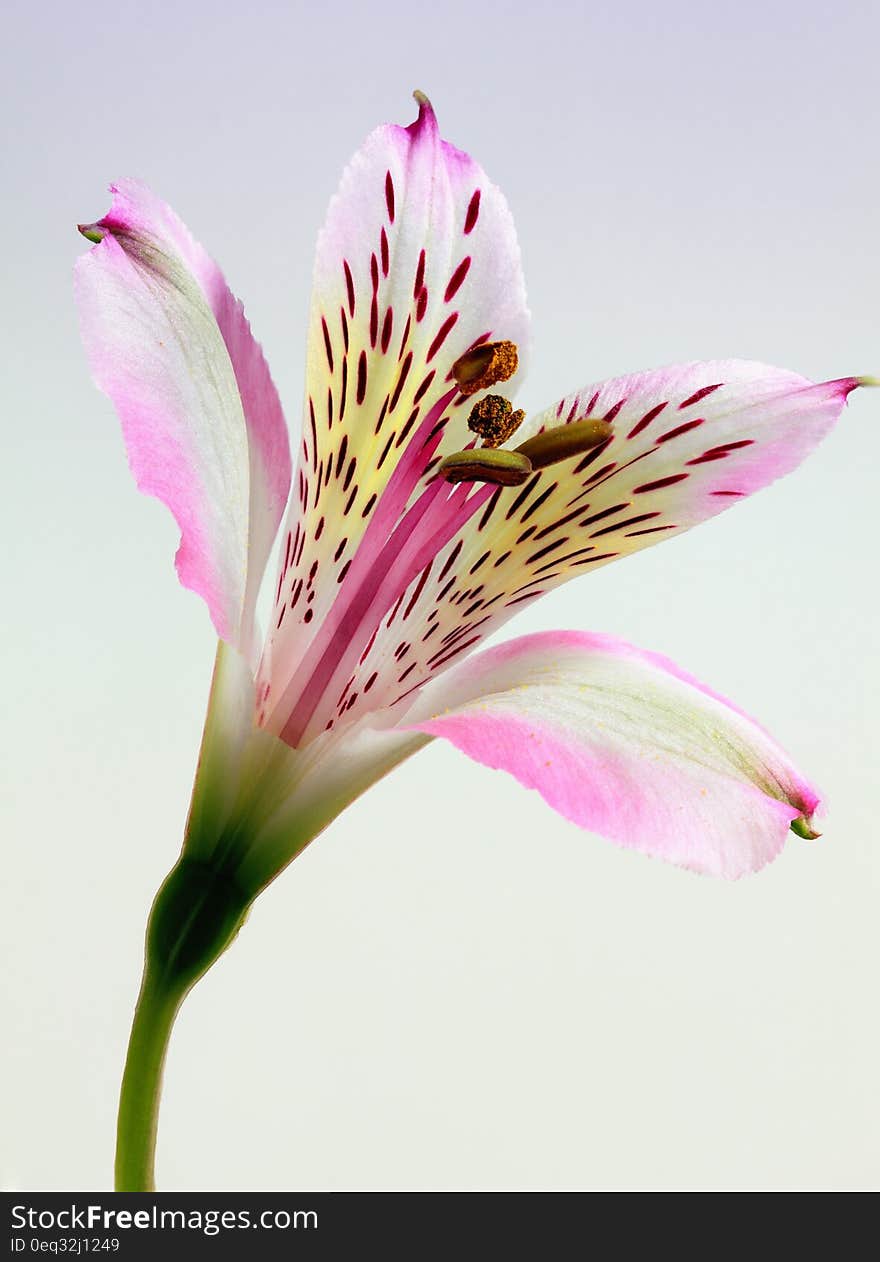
260,95,529,726
74,181,291,654
340,361,858,724
405,630,821,878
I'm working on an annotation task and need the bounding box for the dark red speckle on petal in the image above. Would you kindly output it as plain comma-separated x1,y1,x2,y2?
591,511,659,537
627,524,678,536
413,249,426,297
370,295,378,347
426,312,459,362
398,314,412,359
679,382,723,409
444,257,471,303
403,563,433,619
385,171,395,222
633,473,689,493
394,407,420,448
389,352,413,411
413,370,435,404
343,260,355,316
380,306,394,354
464,189,481,234
686,439,754,466
321,317,333,372
628,402,668,439
438,539,463,581
339,356,348,419
656,417,705,443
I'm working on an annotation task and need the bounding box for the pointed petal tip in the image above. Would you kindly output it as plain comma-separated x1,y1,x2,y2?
790,815,821,840
77,221,106,244
830,374,874,398
410,89,437,133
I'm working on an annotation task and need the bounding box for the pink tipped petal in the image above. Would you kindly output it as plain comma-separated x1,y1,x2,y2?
261,94,529,721
75,182,290,653
362,362,859,706
405,630,822,878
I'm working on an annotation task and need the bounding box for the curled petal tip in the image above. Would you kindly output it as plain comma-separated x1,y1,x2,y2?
790,815,821,840
78,221,107,244
410,89,437,132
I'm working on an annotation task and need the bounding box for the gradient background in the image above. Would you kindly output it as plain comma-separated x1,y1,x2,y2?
3,0,878,1191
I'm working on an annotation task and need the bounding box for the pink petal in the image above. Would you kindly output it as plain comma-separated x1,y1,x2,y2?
356,362,859,710
405,630,822,878
75,182,290,652
260,94,529,728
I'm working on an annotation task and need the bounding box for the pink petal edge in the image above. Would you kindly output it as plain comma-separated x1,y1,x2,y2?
406,629,822,879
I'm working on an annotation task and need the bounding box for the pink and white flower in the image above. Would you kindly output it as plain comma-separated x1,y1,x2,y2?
75,94,864,888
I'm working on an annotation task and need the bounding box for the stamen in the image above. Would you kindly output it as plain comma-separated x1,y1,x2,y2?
515,418,613,469
439,448,533,486
452,341,519,396
467,394,526,447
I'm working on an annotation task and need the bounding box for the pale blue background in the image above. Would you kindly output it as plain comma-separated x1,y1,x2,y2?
2,0,878,1189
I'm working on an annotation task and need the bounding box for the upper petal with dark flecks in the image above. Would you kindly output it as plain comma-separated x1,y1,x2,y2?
338,362,858,726
259,96,529,730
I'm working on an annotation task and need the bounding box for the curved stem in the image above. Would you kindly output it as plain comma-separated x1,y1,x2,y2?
115,967,185,1191
114,855,253,1192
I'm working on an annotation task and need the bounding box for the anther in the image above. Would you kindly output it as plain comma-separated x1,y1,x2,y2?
514,417,613,470
452,341,519,396
439,448,533,487
467,394,526,448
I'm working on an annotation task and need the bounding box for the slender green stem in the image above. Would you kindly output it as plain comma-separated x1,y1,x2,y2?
115,968,185,1192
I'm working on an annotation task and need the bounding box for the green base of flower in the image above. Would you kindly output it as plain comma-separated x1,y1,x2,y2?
115,856,252,1192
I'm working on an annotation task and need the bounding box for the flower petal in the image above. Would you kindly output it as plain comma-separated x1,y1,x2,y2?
260,95,529,723
341,361,859,721
75,181,291,654
404,630,821,878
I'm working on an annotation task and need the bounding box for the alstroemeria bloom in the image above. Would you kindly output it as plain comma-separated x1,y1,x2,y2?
76,96,863,901
77,94,870,1192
